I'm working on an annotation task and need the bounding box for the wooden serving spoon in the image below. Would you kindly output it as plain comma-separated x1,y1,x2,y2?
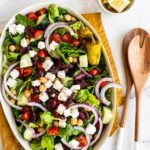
128,35,150,149
116,28,148,150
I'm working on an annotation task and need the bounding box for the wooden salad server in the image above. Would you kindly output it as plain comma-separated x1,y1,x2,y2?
128,35,150,150
116,28,148,150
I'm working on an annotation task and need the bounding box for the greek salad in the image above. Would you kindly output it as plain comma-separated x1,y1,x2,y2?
1,4,121,150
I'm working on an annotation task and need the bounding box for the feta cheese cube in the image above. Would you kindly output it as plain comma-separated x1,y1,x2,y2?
32,80,41,87
71,108,79,118
45,80,53,88
71,85,81,92
7,78,17,88
86,124,96,135
56,104,66,115
45,72,56,82
39,92,49,102
69,140,79,148
38,41,46,49
48,41,58,52
29,50,37,57
59,120,66,128
10,69,19,79
57,70,66,79
62,87,72,97
53,79,64,91
16,24,25,34
9,24,17,35
58,92,68,101
55,143,64,150
64,109,71,117
21,38,28,48
43,60,54,71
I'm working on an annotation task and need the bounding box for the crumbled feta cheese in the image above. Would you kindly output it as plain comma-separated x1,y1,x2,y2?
39,92,49,102
55,143,64,150
43,59,54,71
58,92,68,101
56,104,66,115
69,140,79,148
62,87,72,97
45,72,56,82
9,24,17,35
45,80,53,88
10,69,19,79
7,78,17,88
21,38,28,48
71,85,81,92
86,124,96,135
38,41,46,49
16,24,25,34
48,41,58,52
64,109,71,117
57,70,66,79
71,108,79,118
59,120,66,128
53,79,64,91
32,80,41,87
29,50,37,57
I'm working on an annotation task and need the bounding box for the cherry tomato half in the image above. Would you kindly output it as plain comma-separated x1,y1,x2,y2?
61,33,72,43
27,12,38,21
30,94,40,103
100,81,109,89
36,61,43,70
77,135,88,147
22,110,31,121
23,67,33,77
38,50,48,58
89,68,100,76
36,8,47,16
72,39,81,47
48,126,59,136
34,30,44,39
50,33,62,43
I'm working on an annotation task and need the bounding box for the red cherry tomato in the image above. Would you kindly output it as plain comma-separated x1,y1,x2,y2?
77,135,88,147
61,33,72,43
51,33,62,43
72,39,81,47
27,12,38,21
16,67,24,77
30,94,40,103
36,61,43,70
36,8,47,16
34,30,44,39
23,67,32,77
48,126,59,136
100,81,109,89
22,110,31,121
89,68,100,76
38,50,48,58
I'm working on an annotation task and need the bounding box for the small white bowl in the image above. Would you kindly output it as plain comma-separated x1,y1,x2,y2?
98,0,135,14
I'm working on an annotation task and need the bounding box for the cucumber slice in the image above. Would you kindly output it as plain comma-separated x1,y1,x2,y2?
62,77,73,88
79,55,88,67
23,128,33,141
102,106,113,124
20,53,32,68
17,94,28,106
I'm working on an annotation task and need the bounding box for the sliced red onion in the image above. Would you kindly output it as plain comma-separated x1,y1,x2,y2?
90,118,103,146
61,126,91,150
16,119,46,138
100,83,122,106
95,77,113,100
77,64,93,78
69,104,98,125
3,62,19,100
28,102,47,112
1,85,22,110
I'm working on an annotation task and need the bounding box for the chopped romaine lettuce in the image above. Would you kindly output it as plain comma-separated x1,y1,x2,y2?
41,135,54,150
48,4,59,19
30,141,44,150
54,28,68,36
70,21,84,31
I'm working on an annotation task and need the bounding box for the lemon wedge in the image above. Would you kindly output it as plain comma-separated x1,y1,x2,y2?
109,0,131,12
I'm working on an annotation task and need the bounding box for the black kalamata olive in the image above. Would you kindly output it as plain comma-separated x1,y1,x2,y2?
30,112,37,123
25,26,35,38
37,70,45,78
20,46,30,54
32,86,40,93
48,99,60,110
31,57,38,65
79,109,90,121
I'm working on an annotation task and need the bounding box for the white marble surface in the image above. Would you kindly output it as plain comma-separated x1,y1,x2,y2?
0,0,150,150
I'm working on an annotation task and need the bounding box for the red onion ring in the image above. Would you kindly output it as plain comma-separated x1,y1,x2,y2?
32,130,47,139
100,83,122,106
28,102,47,112
61,126,91,150
77,64,93,78
69,104,98,125
95,77,113,100
3,62,19,100
90,118,103,146
1,85,22,110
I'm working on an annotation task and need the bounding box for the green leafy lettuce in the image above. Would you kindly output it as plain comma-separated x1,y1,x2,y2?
75,89,100,107
41,135,54,150
30,141,44,150
16,14,36,27
8,32,25,44
54,28,68,36
70,21,84,31
56,42,86,64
